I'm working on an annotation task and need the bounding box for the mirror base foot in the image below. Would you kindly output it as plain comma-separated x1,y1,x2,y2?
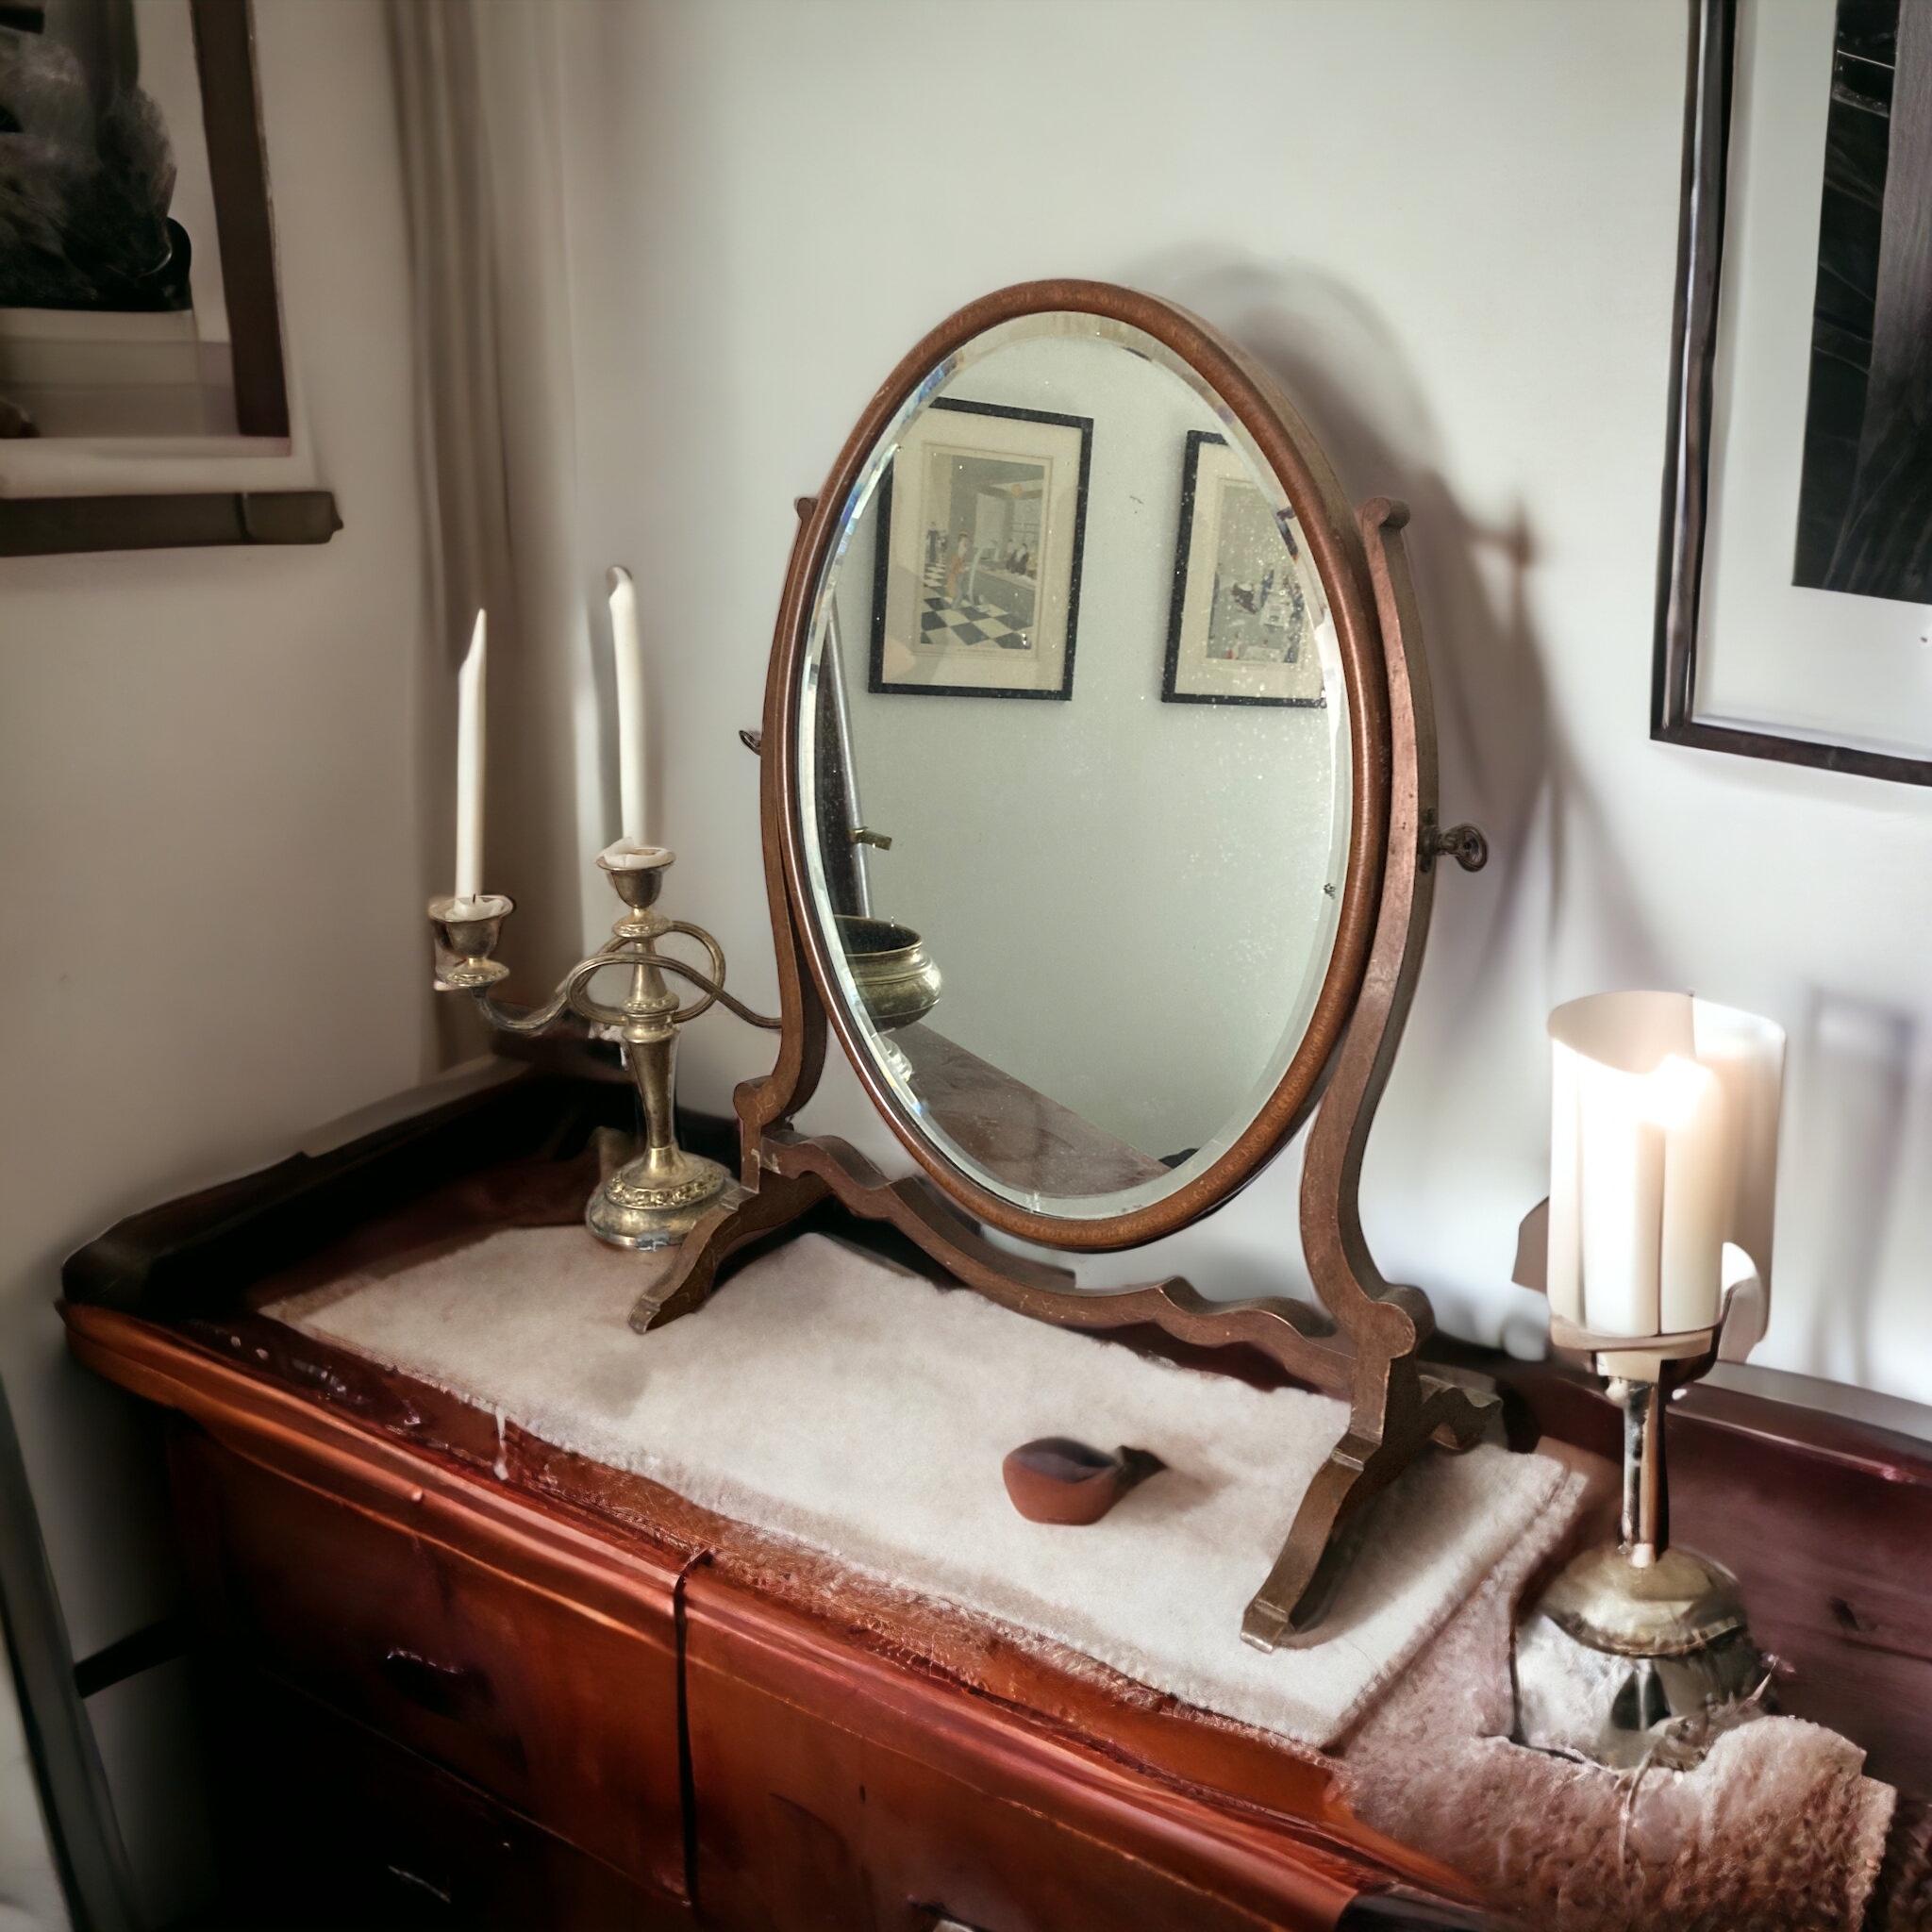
1241,1374,1505,1652
627,1166,832,1332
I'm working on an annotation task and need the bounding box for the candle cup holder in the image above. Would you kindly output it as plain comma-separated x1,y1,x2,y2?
428,894,515,991
427,845,779,1251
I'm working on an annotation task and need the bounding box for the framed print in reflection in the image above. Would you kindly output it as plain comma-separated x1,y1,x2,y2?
868,397,1091,699
1163,431,1324,708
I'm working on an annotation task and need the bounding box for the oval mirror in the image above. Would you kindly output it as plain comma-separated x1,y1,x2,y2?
783,282,1386,1248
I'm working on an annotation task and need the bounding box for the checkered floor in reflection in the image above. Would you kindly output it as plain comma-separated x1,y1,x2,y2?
916,564,1031,652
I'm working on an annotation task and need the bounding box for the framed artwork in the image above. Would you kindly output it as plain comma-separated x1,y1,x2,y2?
868,396,1091,700
0,0,337,556
1162,430,1324,708
1653,0,1932,784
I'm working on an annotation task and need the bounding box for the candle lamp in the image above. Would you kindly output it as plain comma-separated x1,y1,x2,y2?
428,844,779,1249
1515,991,1786,1769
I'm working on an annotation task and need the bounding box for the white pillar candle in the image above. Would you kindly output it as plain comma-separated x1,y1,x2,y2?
1693,1004,1787,1304
1576,1058,1665,1337
454,608,487,903
1652,1054,1728,1332
608,566,646,846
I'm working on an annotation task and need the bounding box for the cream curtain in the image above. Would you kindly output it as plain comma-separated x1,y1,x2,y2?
389,0,597,984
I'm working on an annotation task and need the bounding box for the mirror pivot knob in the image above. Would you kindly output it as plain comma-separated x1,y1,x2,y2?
1422,810,1488,874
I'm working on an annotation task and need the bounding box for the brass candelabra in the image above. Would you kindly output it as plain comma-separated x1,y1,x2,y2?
427,843,777,1249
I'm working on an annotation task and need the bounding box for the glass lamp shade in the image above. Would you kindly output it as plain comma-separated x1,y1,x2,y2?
1546,991,1784,1345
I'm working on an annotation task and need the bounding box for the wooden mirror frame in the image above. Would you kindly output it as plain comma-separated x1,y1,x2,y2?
635,282,1499,1647
792,289,1383,1249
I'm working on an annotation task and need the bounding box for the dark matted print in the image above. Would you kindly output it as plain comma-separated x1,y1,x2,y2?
1162,431,1324,707
868,397,1091,699
1793,0,1932,604
1651,0,1932,785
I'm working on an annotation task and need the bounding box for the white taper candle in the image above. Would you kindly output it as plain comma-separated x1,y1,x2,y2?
608,566,646,845
454,608,487,903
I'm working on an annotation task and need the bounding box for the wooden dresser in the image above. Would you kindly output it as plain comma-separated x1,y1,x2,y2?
60,1075,1932,1930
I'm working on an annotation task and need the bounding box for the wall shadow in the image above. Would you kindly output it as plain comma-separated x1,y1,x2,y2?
1130,250,1670,989
1787,990,1913,1390
1090,249,1671,1327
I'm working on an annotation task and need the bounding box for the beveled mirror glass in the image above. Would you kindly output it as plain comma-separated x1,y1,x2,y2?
791,291,1374,1235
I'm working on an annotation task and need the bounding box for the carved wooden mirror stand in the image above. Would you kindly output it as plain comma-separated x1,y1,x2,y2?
629,283,1496,1649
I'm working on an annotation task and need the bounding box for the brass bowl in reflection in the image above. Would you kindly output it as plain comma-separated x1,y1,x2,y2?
834,914,941,1034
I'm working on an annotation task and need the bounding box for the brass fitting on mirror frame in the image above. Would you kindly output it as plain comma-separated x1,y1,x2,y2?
426,847,780,1251
1420,808,1488,874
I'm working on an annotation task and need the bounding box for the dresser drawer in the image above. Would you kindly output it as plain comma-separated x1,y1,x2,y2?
202,1663,691,1930
169,1424,686,1901
683,1571,1380,1932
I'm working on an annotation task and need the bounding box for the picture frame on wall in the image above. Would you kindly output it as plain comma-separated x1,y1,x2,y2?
1652,0,1932,784
0,0,338,558
1162,430,1324,708
867,397,1091,700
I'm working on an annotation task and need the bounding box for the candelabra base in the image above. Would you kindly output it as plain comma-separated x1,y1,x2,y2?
429,844,779,1256
586,1147,746,1252
1518,1543,1767,1769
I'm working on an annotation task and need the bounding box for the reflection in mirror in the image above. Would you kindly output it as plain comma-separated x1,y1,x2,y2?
799,310,1351,1220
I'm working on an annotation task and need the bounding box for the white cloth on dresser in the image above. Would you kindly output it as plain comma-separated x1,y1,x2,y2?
267,1227,1579,1746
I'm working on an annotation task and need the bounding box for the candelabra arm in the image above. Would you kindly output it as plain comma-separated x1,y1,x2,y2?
467,944,629,1036
647,954,782,1031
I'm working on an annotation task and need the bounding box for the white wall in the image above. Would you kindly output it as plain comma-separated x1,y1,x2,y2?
0,2,443,1918
551,0,1932,1405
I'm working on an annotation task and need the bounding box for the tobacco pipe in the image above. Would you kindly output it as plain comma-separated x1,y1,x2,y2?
1002,1437,1165,1525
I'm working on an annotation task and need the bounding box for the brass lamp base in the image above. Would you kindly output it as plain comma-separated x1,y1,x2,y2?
1523,1543,1766,1769
587,1146,746,1251
1540,1541,1749,1658
1515,1370,1769,1769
